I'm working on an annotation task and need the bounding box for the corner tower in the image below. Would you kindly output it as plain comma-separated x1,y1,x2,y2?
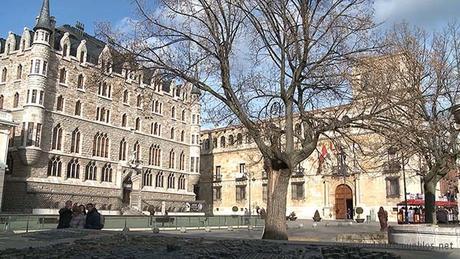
18,0,54,165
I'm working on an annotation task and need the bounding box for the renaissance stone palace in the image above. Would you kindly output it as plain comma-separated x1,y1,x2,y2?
0,0,202,214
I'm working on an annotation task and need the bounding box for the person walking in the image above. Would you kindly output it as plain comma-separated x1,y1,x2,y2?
70,205,86,229
57,200,73,229
84,203,103,230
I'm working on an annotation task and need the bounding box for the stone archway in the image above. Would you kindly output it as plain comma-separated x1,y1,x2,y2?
335,184,353,219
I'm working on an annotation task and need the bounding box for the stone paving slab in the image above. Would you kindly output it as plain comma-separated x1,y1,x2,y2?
0,230,401,259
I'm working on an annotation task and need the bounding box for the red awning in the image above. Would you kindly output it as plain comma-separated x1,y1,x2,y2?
397,199,458,207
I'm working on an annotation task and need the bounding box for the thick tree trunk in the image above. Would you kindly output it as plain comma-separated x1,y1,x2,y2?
262,169,290,240
424,178,437,224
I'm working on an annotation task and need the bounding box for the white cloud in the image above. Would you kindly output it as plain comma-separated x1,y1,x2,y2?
374,0,460,30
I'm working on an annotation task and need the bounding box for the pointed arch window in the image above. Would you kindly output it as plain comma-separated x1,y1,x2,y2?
52,124,63,150
156,172,164,188
181,109,186,121
119,138,127,161
167,173,176,189
93,132,109,158
79,51,86,63
121,114,128,127
16,64,22,80
0,95,3,109
56,95,64,111
148,144,161,166
47,156,62,177
179,151,185,170
135,117,141,131
169,149,175,169
71,128,81,153
74,100,82,116
59,68,67,84
171,106,176,119
13,92,19,108
180,130,185,142
170,127,175,140
62,44,69,57
143,169,153,186
133,141,141,162
77,74,84,89
178,175,186,190
1,67,7,82
101,163,113,182
85,161,97,181
228,135,234,146
67,158,80,179
136,94,143,108
123,90,129,104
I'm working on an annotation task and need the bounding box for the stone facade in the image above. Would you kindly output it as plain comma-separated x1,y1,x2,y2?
0,111,15,211
199,127,430,222
0,0,201,213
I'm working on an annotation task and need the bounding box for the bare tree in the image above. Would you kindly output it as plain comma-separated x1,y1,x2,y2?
99,0,390,239
367,23,460,224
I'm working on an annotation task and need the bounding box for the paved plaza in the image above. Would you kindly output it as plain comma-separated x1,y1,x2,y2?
1,220,459,258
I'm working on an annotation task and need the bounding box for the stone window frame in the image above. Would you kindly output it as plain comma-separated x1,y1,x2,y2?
236,185,247,201
291,182,305,200
178,175,186,190
74,100,82,116
56,95,64,111
51,124,63,151
167,173,176,189
67,158,80,179
119,138,127,161
85,161,97,181
59,67,67,85
47,156,62,177
121,114,128,127
143,169,154,186
1,67,7,83
179,151,185,171
101,163,113,182
16,64,22,80
135,117,141,131
386,176,400,198
92,132,110,158
133,141,141,162
213,186,222,201
77,74,85,90
155,171,164,188
169,149,175,169
70,128,81,153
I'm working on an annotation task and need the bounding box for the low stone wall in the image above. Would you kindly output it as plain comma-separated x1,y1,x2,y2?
388,224,460,249
336,232,388,244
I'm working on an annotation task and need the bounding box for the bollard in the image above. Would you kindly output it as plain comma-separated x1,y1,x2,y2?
298,223,304,228
312,222,318,228
205,226,211,232
180,227,187,233
152,227,160,234
248,225,253,231
228,226,233,231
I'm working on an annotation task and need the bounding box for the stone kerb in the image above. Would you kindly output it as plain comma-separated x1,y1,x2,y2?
388,224,460,249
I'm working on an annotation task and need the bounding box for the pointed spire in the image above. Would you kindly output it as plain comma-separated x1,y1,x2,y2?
34,0,52,32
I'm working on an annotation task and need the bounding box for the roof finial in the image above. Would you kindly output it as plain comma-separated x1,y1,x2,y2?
34,0,52,32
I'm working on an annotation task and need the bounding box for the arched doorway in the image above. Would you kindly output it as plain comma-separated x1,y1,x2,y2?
335,184,353,219
122,175,133,205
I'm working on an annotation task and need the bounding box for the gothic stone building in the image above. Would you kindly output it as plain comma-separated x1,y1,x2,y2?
0,0,201,213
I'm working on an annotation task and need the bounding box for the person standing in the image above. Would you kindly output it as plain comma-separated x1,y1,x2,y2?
57,200,73,229
84,203,103,230
70,205,86,229
377,207,388,231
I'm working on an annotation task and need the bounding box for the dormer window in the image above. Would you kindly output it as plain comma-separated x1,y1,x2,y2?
79,51,86,63
62,44,68,57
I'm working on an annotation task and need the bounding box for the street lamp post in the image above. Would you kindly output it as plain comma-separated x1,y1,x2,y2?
401,152,409,224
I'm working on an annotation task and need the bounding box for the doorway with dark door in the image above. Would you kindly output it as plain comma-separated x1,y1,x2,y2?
122,175,133,205
335,184,353,219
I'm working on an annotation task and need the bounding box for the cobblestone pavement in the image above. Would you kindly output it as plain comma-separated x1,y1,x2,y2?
0,231,399,259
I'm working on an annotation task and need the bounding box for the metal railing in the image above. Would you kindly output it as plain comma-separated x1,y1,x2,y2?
0,214,264,233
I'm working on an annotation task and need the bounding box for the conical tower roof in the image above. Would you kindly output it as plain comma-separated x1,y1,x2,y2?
34,0,52,32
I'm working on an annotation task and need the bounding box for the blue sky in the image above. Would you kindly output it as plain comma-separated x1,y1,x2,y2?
0,0,136,37
1,0,459,39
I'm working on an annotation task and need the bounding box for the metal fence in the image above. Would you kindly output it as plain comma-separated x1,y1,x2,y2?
0,215,265,233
